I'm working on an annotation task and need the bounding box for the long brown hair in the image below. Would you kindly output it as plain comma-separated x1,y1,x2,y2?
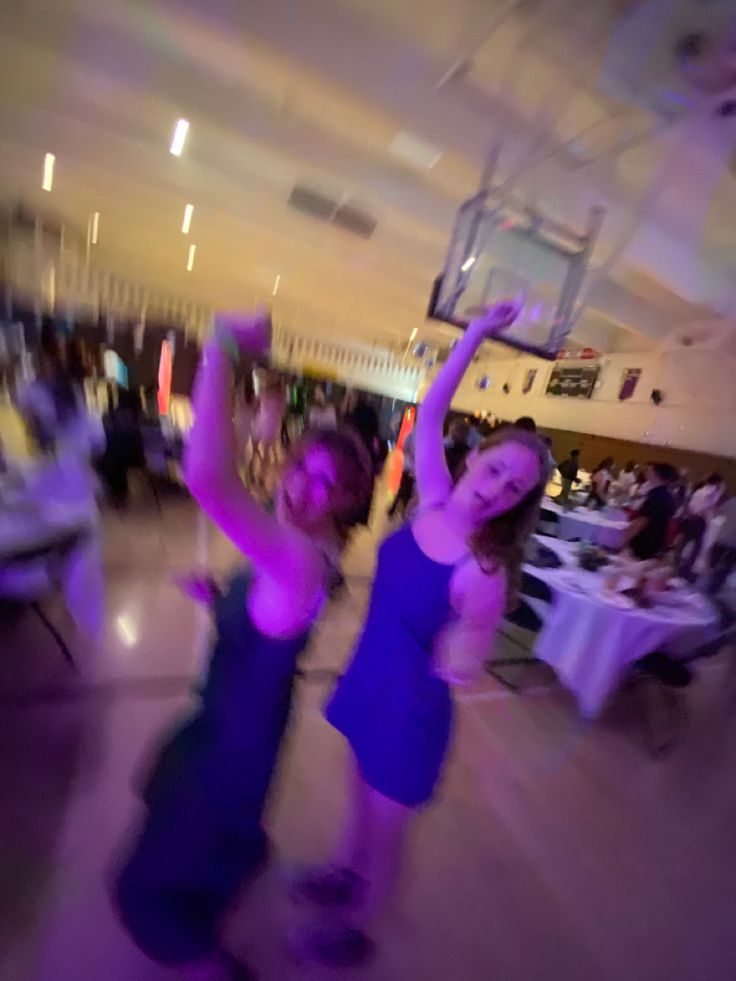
459,427,549,609
286,426,374,543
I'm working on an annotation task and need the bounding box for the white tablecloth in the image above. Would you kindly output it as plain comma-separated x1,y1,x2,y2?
523,536,718,718
0,506,104,637
541,499,628,550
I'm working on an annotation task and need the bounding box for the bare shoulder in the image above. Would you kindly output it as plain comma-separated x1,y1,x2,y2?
451,556,507,619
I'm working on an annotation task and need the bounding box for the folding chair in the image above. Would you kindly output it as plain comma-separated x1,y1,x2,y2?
484,572,554,692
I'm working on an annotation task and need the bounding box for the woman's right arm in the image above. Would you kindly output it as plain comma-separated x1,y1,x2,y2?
414,302,520,509
184,313,320,590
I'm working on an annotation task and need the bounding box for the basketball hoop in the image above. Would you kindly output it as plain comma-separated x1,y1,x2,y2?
427,160,604,360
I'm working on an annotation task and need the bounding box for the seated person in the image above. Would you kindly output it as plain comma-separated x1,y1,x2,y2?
621,463,679,560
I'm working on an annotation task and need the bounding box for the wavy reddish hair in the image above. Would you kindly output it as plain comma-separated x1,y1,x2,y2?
456,426,549,608
286,426,374,543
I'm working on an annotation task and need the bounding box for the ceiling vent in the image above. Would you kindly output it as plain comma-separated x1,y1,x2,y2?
288,184,377,239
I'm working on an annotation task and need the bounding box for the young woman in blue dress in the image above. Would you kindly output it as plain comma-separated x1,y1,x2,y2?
294,301,550,966
113,311,372,981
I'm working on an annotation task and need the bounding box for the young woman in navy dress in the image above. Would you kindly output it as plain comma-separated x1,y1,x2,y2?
294,302,549,965
114,311,372,980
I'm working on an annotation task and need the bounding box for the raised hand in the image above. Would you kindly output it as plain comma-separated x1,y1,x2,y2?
213,310,272,358
467,299,522,339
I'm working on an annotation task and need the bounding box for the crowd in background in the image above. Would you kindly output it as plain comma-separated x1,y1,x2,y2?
555,446,735,595
383,410,736,599
3,330,736,604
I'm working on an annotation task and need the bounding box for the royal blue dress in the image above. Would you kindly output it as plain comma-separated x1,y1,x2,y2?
326,522,456,807
115,570,310,967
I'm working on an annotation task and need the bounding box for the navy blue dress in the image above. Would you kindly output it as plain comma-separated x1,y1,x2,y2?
326,522,456,808
115,571,310,967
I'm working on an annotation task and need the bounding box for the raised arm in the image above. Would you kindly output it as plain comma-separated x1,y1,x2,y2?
183,312,316,586
414,302,521,508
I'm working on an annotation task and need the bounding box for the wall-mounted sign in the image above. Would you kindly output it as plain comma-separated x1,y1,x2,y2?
618,367,641,401
546,363,599,399
522,368,538,394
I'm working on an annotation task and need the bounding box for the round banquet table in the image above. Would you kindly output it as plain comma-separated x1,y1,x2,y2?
523,536,718,718
541,499,629,550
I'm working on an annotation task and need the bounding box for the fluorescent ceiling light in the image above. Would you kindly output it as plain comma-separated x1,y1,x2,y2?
389,131,442,170
42,152,55,192
170,118,190,157
460,255,476,272
181,203,194,234
272,273,281,297
186,243,196,271
409,327,418,341
91,211,100,245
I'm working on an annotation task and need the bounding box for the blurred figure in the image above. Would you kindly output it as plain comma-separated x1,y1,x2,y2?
0,436,24,498
672,468,692,512
586,457,614,509
443,419,471,481
706,494,736,595
17,333,105,513
344,393,381,525
386,428,415,520
629,465,650,506
558,448,581,505
622,463,678,560
15,330,106,637
249,372,286,492
610,460,637,505
113,311,373,981
514,415,537,433
98,390,145,508
467,418,483,449
308,386,337,429
677,472,725,580
344,393,380,459
292,302,547,967
541,435,556,475
234,373,257,465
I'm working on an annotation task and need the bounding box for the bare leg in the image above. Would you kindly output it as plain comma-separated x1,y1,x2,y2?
346,774,412,927
331,753,412,926
291,754,412,966
331,753,371,872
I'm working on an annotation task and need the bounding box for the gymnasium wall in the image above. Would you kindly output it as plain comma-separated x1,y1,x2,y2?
450,347,736,460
